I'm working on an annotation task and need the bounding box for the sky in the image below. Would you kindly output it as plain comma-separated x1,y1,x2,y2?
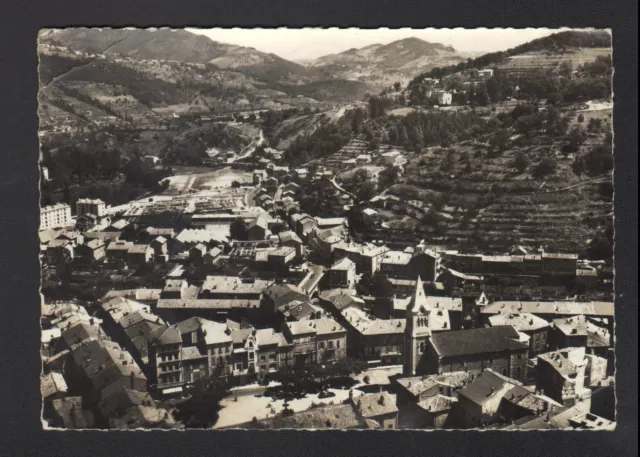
188,28,578,61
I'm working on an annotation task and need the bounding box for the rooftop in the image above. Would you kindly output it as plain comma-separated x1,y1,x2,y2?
342,307,405,336
395,372,473,397
202,276,273,295
430,326,528,358
354,392,398,418
481,300,614,317
331,257,356,271
257,403,365,429
458,369,525,406
489,313,550,332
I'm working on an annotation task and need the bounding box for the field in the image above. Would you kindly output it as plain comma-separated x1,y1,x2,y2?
164,166,253,195
497,47,611,73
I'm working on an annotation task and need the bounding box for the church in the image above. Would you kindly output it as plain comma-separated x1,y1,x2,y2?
403,278,530,382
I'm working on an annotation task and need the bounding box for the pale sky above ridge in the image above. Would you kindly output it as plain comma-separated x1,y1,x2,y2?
187,28,590,61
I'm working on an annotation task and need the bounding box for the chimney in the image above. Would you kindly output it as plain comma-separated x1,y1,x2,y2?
378,395,385,406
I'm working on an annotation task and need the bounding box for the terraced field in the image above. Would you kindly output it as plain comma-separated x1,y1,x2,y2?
497,47,611,74
377,132,612,253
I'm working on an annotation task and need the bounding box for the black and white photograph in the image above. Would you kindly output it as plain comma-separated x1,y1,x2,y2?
37,27,615,430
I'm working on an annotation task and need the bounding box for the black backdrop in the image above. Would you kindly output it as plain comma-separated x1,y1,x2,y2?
0,1,637,455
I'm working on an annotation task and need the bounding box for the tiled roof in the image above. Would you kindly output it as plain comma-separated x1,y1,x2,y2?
489,313,550,332
481,300,614,317
430,326,527,358
355,392,398,418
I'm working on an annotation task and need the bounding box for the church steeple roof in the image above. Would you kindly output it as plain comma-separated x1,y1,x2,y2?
407,276,429,314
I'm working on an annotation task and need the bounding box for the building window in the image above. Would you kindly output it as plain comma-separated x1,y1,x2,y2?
419,342,425,354
260,355,266,361
337,340,341,348
503,368,508,376
328,341,334,349
319,342,325,349
249,353,255,360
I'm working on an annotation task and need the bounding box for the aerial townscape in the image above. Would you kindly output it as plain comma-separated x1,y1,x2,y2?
38,28,614,430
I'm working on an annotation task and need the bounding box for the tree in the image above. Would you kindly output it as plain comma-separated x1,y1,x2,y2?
513,152,529,173
378,165,402,190
584,142,613,176
440,150,456,173
393,82,402,92
486,77,501,103
173,369,230,428
577,113,585,123
588,118,603,133
489,129,510,154
533,158,557,178
563,126,587,153
230,219,249,241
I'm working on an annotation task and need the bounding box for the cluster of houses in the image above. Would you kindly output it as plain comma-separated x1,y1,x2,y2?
40,167,615,430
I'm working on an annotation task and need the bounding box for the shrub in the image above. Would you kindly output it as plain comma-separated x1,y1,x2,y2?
533,158,557,178
513,152,529,173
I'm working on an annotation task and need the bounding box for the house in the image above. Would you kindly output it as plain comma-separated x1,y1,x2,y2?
203,247,223,266
76,213,99,232
247,216,268,241
314,317,348,363
161,279,188,299
149,236,168,258
361,207,381,224
277,299,324,322
278,231,305,258
267,246,296,271
46,239,74,263
126,244,154,267
42,396,94,429
328,257,357,288
151,327,184,395
380,251,413,278
488,313,550,356
352,391,399,429
199,320,233,379
41,372,69,400
309,226,346,261
455,368,559,428
394,371,473,429
255,328,291,380
282,319,325,367
67,339,147,409
550,315,611,354
536,347,607,406
263,283,310,315
341,307,405,365
263,177,279,193
76,239,106,261
332,242,388,275
314,216,346,231
418,326,530,382
253,169,267,184
189,243,208,262
106,241,134,264
76,198,107,217
318,288,366,317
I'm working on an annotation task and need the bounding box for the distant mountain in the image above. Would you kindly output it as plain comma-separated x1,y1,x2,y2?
305,37,469,86
40,28,311,83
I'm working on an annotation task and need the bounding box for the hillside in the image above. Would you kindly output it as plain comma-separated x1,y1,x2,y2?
40,28,311,83
306,37,468,89
409,30,611,84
